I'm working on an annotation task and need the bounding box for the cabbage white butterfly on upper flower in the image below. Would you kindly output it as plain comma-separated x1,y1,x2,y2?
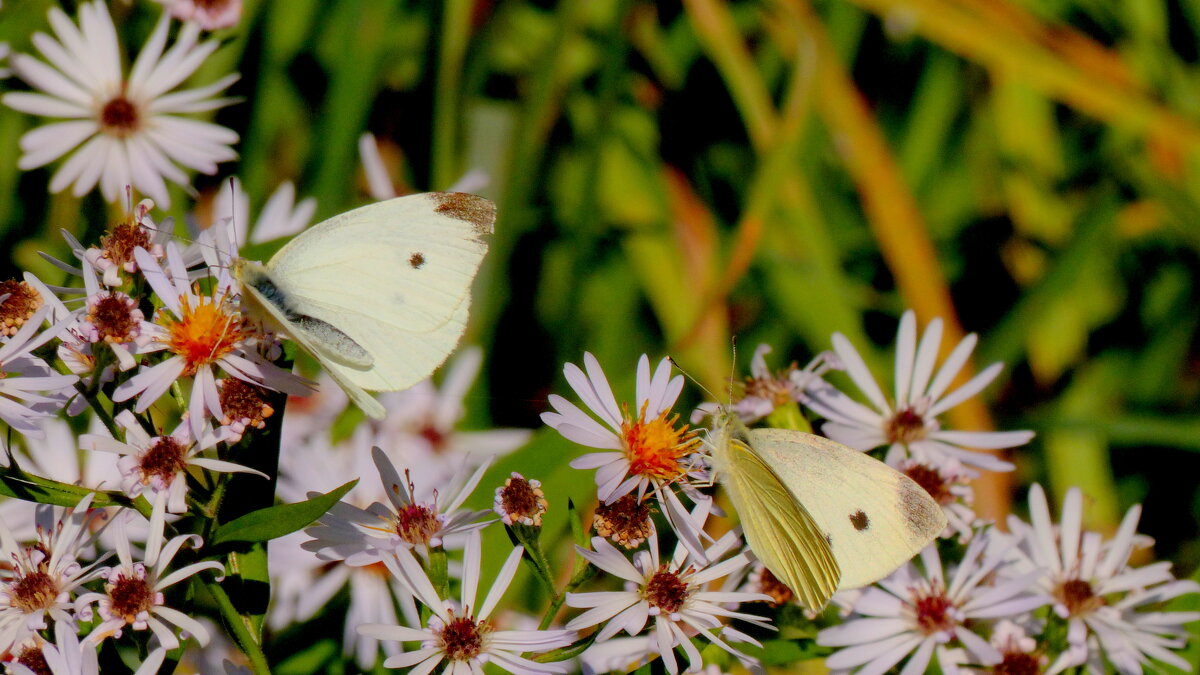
234,192,495,419
707,407,946,609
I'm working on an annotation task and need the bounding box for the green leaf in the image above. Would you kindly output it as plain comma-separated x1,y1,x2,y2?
0,466,133,510
210,479,357,546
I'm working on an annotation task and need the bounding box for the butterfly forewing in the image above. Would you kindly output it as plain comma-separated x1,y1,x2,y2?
721,435,841,608
748,429,946,589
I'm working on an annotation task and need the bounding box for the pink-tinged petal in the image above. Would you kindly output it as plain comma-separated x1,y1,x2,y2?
897,638,935,675
808,386,887,428
822,421,888,452
818,617,912,646
112,358,186,411
955,627,1001,663
831,333,891,415
824,632,923,670
894,311,917,408
924,333,978,404
854,586,906,616
563,361,620,430
569,452,624,470
928,362,1003,417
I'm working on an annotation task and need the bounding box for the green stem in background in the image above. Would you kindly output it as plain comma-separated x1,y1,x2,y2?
206,576,272,675
431,0,473,190
428,545,450,600
537,561,596,631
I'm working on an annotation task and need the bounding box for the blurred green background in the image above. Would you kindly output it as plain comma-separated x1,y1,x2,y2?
3,0,1200,596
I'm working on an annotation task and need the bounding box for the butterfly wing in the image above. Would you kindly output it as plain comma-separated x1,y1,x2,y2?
747,429,946,590
715,430,841,608
264,192,493,392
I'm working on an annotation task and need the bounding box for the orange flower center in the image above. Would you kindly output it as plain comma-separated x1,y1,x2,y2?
161,294,244,376
621,404,698,482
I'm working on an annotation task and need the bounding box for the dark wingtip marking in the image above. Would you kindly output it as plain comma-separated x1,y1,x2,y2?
900,480,947,535
432,192,496,234
850,510,870,531
409,252,425,268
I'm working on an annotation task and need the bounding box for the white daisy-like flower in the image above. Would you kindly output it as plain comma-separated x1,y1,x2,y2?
80,409,264,515
77,512,223,651
302,446,493,565
2,2,239,207
0,493,108,654
0,305,77,438
208,176,316,246
986,619,1047,675
817,533,1048,675
805,310,1033,472
274,431,420,669
358,530,577,673
113,243,312,440
153,0,243,31
1007,484,1200,674
566,512,772,675
731,344,838,423
542,353,709,557
6,620,99,675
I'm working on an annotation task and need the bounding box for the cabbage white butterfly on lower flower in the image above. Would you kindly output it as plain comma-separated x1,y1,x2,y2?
707,407,946,609
235,192,495,419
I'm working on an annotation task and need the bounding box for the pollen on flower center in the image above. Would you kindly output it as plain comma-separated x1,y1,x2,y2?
140,436,189,485
1056,578,1105,617
437,610,491,661
107,569,155,622
0,279,43,337
994,650,1043,675
99,95,141,137
218,378,274,429
10,569,60,613
593,494,653,549
911,584,956,634
904,463,953,504
86,292,142,344
393,503,441,545
621,405,699,481
886,407,928,444
643,567,690,614
100,218,152,269
496,473,547,527
161,294,244,375
743,364,799,405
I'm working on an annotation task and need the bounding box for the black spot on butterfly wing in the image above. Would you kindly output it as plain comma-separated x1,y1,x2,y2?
409,252,426,268
850,510,870,531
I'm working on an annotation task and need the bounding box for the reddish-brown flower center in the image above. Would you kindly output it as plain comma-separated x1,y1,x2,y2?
107,570,155,622
140,436,189,485
87,292,140,343
16,644,51,675
912,584,956,634
1055,578,1104,617
742,363,800,405
593,494,653,549
418,423,446,451
10,569,60,613
497,474,547,527
904,463,953,504
0,279,43,338
161,294,245,375
643,567,690,614
218,378,274,430
757,567,795,606
394,503,441,545
99,96,141,137
100,218,152,269
886,407,928,444
994,651,1043,675
621,405,698,482
437,610,491,661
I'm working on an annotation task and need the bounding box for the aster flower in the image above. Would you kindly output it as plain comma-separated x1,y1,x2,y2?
0,493,108,654
153,0,243,31
81,409,263,515
112,243,312,440
542,353,709,557
77,513,223,651
302,446,493,565
805,310,1033,472
897,458,978,542
817,532,1048,675
0,279,46,338
591,494,654,550
986,620,1048,675
358,530,577,673
1007,484,1200,674
0,305,77,438
2,2,239,207
731,344,837,423
565,512,772,675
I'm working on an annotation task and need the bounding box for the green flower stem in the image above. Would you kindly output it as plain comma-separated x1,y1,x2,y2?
206,575,272,675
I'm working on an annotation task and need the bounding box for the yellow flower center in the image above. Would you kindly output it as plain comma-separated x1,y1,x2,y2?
161,294,244,376
621,404,698,482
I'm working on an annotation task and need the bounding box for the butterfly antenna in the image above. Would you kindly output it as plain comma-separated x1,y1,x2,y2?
666,356,719,404
728,335,738,407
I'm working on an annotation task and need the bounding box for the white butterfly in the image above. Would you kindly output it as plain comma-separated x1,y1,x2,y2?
235,192,495,419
